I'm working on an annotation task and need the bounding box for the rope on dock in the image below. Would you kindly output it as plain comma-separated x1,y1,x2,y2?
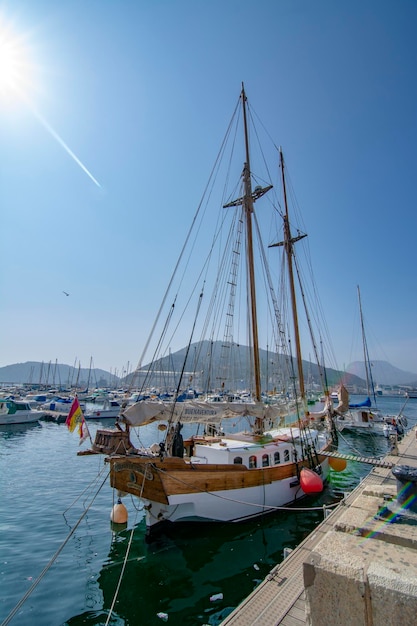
104,467,147,626
0,469,110,626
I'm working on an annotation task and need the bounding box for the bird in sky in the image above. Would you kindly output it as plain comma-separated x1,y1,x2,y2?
63,291,69,296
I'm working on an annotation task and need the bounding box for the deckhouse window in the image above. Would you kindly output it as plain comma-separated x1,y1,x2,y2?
262,454,269,467
274,451,280,465
234,456,243,464
284,449,290,462
249,455,257,469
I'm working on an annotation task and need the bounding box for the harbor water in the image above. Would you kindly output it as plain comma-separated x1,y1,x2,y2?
1,396,416,626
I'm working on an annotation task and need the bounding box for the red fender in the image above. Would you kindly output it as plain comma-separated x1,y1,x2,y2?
300,468,323,494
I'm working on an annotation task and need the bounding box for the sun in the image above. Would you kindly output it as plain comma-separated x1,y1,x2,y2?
0,13,100,186
0,39,21,90
0,17,36,103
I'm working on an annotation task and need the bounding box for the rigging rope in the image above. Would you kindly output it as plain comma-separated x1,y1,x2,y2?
128,96,241,391
104,470,147,625
336,427,385,458
0,470,110,626
63,462,108,517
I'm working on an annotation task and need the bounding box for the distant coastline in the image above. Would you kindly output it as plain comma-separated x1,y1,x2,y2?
1,354,416,391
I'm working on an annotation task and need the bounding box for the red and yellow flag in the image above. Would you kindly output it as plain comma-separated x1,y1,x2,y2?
66,397,83,432
66,396,91,444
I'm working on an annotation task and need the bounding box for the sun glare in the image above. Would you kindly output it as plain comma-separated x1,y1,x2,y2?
0,13,101,187
0,18,36,103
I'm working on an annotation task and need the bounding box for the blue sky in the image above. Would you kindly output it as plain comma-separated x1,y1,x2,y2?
1,0,417,376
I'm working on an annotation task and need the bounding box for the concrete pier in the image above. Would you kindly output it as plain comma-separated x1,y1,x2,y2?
221,428,417,626
42,411,68,423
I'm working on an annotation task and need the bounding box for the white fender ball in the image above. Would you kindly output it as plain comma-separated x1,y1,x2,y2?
110,499,128,524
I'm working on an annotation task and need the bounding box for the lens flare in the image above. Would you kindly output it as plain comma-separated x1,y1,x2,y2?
0,18,35,101
30,106,102,188
0,14,101,188
357,483,417,545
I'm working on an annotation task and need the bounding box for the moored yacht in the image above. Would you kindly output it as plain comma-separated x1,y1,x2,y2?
0,399,44,425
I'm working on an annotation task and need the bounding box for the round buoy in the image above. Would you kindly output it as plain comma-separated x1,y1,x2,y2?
329,456,347,472
300,468,324,494
110,498,128,524
110,520,127,532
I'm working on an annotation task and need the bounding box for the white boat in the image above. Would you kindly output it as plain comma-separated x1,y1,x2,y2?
0,399,45,425
335,287,408,435
336,405,398,435
382,415,408,438
23,393,53,408
41,396,86,414
79,86,339,534
84,400,122,420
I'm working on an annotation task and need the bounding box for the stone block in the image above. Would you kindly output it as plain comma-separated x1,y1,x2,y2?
304,531,370,626
304,524,417,625
367,559,417,625
333,504,372,534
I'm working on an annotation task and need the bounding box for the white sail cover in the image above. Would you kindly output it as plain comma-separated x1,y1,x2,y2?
307,387,349,420
121,399,288,427
334,385,349,414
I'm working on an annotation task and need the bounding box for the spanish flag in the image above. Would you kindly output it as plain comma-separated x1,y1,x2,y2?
66,396,83,432
66,397,90,444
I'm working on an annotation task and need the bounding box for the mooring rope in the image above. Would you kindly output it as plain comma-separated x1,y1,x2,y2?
104,520,136,626
154,464,340,513
0,470,110,626
63,462,108,517
104,469,147,625
336,427,383,458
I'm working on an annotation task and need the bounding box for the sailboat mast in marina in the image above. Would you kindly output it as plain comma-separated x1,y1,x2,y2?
269,148,309,418
334,286,408,435
222,85,271,430
358,285,375,404
80,86,339,533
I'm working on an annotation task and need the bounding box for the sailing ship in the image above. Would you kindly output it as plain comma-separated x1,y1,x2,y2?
335,286,408,435
81,86,340,533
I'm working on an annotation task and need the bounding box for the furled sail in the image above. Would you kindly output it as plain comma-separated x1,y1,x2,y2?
335,384,350,414
308,395,333,420
121,399,288,427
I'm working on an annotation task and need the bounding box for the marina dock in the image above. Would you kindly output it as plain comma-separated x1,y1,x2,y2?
221,428,417,625
41,411,68,423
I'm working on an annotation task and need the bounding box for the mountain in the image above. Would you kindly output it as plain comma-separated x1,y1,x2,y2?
346,360,417,387
127,341,364,391
0,361,116,388
5,349,413,392
1,345,357,392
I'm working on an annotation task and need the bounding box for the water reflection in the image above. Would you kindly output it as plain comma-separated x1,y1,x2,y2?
0,421,42,439
2,398,416,626
89,504,327,626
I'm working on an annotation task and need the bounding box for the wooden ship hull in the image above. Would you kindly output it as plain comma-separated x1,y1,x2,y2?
88,427,333,530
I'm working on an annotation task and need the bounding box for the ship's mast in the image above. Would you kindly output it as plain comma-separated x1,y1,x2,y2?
270,148,308,415
223,86,272,429
357,285,375,402
241,85,262,404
